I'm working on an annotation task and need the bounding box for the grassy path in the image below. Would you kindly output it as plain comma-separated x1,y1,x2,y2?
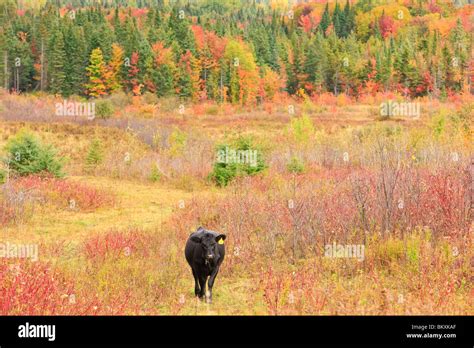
3,176,209,240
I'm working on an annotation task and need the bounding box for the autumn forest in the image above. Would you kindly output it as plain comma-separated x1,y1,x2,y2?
1,0,472,103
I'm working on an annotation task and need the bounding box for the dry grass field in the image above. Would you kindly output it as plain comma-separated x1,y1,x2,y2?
1,92,472,315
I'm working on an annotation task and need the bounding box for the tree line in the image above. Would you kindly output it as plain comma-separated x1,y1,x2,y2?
0,0,471,104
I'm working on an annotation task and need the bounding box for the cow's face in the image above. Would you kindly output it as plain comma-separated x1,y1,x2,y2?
191,232,226,264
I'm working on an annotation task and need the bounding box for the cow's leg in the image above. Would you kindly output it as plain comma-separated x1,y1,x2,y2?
192,269,200,297
198,275,206,300
206,267,220,304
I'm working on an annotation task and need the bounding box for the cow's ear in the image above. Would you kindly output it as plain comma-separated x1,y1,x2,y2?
190,235,201,243
196,226,205,232
215,234,226,244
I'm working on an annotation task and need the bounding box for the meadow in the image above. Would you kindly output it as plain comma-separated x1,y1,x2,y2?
0,90,472,315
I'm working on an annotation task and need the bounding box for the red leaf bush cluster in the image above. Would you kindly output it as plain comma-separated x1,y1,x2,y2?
83,229,153,261
11,176,115,211
0,259,126,315
167,165,471,266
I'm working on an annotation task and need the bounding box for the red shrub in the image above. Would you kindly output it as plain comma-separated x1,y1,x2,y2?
419,170,470,235
12,176,115,211
0,259,102,315
260,267,286,315
83,229,152,261
166,164,469,266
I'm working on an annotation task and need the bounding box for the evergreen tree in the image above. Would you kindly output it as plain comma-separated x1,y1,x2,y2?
304,33,325,93
10,29,35,92
168,4,196,55
48,26,67,95
85,138,103,171
319,3,331,36
333,2,344,38
342,0,355,38
64,25,87,96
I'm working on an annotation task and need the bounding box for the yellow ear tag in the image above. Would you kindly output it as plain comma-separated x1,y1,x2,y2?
218,239,224,245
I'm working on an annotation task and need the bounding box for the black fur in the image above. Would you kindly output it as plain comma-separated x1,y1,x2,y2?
185,227,226,303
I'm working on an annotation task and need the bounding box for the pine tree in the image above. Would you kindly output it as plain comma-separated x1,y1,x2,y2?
441,45,455,94
333,2,344,38
168,4,196,55
394,42,418,96
9,30,35,92
319,3,331,36
176,50,201,100
151,41,175,97
286,34,307,95
48,26,67,95
85,138,103,171
153,64,175,97
64,25,87,96
342,0,355,38
450,19,469,92
137,38,155,93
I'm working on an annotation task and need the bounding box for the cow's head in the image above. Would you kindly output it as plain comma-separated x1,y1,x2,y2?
190,228,226,264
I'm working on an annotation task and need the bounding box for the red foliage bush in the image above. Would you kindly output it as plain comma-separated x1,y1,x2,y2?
12,176,114,211
83,229,152,261
260,266,285,315
0,259,107,315
166,165,470,264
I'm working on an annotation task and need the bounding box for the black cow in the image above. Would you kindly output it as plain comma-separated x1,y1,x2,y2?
185,227,226,303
